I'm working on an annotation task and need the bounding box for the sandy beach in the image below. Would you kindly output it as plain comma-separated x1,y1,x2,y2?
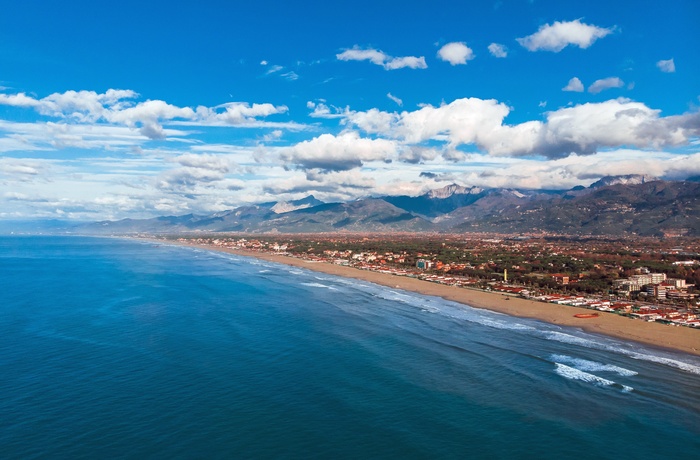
172,241,700,356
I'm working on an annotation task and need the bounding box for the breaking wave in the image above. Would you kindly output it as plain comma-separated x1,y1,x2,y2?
550,354,638,377
554,363,634,392
301,282,337,290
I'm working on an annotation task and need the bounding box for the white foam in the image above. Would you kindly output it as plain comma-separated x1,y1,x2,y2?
626,352,700,376
541,332,700,376
542,331,603,348
372,288,540,333
475,317,537,332
554,363,633,392
301,282,337,290
550,354,638,377
376,290,419,303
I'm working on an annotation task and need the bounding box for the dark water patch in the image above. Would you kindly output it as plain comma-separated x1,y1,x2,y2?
1,236,699,459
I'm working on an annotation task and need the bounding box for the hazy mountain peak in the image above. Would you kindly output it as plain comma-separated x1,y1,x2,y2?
427,183,482,199
590,174,656,188
271,195,323,214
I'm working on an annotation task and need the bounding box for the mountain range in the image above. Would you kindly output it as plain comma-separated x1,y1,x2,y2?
10,175,700,237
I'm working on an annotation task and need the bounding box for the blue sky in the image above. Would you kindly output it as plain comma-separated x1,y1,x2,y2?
1,0,698,220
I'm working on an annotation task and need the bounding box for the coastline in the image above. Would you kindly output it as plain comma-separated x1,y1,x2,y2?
170,240,700,356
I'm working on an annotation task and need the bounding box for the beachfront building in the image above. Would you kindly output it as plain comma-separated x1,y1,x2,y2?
613,273,668,294
416,259,434,270
645,284,667,299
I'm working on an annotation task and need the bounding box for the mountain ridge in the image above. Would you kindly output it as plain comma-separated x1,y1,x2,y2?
18,177,700,237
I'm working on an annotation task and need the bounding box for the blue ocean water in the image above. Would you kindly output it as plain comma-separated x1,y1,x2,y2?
1,236,699,459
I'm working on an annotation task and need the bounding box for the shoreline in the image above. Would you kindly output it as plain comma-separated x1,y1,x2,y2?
168,240,700,356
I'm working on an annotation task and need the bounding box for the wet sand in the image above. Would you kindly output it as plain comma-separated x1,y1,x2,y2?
174,242,700,356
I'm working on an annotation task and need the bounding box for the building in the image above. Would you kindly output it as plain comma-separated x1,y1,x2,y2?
416,259,434,270
665,278,687,289
645,284,667,299
613,273,667,294
629,273,667,285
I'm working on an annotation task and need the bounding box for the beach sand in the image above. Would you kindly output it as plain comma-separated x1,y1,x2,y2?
174,241,700,356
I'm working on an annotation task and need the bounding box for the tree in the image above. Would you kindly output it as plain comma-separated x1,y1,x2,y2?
693,268,700,286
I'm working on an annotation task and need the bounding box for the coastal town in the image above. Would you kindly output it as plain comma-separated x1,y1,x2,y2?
159,233,700,330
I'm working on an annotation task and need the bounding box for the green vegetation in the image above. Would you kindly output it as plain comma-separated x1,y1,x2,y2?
172,233,699,304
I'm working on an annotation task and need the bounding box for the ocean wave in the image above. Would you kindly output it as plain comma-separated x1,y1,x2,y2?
542,331,612,349
334,278,372,288
394,294,700,377
625,352,700,376
554,363,634,392
372,288,542,333
375,290,420,304
542,332,700,376
550,354,638,377
301,282,337,290
474,317,537,332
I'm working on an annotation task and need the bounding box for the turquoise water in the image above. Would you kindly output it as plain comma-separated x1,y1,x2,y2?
1,236,699,459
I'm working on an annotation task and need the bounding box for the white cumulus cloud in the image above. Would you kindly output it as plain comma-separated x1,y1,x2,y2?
172,153,232,173
562,77,584,92
656,58,675,73
155,167,226,194
108,100,196,139
336,47,387,66
0,89,298,143
588,77,624,94
194,102,288,125
0,89,139,122
384,56,428,70
307,102,350,119
488,43,508,58
281,131,398,172
336,46,427,70
517,19,613,52
343,97,700,159
437,42,475,65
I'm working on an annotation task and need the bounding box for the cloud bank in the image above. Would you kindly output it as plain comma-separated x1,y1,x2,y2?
339,97,699,160
2,85,698,220
0,89,293,141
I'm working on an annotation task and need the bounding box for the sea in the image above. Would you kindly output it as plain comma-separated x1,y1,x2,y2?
1,236,699,459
